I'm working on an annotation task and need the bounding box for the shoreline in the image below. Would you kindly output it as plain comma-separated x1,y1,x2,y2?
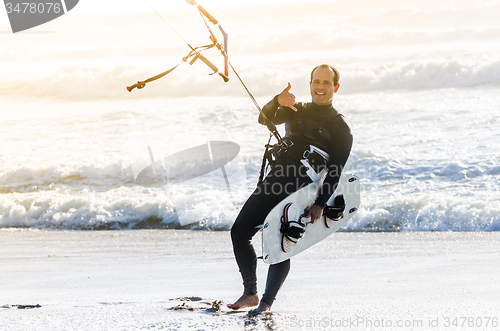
1,230,499,330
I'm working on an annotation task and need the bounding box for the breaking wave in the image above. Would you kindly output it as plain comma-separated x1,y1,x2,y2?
1,151,499,231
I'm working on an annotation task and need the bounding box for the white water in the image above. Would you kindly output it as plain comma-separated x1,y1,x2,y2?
1,0,500,230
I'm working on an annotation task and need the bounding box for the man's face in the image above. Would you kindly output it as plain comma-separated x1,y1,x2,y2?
310,67,340,106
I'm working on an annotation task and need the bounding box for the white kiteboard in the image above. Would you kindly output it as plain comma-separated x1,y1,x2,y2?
262,173,360,264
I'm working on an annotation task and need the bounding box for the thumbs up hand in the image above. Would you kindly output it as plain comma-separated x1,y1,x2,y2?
277,82,297,111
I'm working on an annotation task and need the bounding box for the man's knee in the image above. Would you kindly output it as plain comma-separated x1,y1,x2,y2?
231,221,251,245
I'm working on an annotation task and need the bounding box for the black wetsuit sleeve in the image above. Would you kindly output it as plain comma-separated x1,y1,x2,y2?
258,95,294,125
315,117,353,208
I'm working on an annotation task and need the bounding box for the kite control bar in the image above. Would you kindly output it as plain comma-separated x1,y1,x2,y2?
127,0,229,92
186,0,229,78
129,0,287,172
126,44,228,92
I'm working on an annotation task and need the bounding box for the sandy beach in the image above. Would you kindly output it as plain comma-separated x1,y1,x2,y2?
1,230,499,330
2,0,500,329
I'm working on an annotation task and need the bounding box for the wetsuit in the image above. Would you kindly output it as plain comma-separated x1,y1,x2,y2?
231,95,353,306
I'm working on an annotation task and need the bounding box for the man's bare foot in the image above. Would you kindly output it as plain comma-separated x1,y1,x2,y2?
227,294,259,310
248,301,271,316
255,301,271,312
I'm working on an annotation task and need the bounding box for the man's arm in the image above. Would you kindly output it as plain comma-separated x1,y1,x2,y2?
306,117,353,222
258,83,297,125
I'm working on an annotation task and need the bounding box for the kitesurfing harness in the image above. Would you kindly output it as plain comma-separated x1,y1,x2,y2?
258,111,341,185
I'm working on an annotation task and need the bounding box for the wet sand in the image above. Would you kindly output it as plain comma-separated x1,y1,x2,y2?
1,230,499,330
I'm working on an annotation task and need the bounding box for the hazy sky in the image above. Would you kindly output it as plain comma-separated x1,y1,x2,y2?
73,0,330,13
0,0,334,30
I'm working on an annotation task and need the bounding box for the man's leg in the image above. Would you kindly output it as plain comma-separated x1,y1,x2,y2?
254,162,312,311
227,198,261,309
258,259,291,311
228,161,311,310
228,181,284,309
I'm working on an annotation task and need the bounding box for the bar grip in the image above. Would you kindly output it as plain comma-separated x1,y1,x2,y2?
198,53,219,73
189,53,201,66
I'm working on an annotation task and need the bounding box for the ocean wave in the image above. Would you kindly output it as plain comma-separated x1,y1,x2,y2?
2,183,499,231
3,0,500,100
0,163,136,194
341,55,500,93
1,152,499,231
0,183,243,230
347,150,500,184
2,54,500,101
2,149,497,193
345,194,500,232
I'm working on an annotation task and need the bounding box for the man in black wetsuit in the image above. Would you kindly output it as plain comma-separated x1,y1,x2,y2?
228,64,353,312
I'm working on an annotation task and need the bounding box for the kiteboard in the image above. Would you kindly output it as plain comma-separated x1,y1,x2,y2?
262,173,360,264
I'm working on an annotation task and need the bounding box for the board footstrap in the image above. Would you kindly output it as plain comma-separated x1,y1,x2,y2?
324,195,345,228
280,203,306,252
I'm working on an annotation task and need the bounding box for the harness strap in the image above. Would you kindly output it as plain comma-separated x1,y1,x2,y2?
258,134,274,185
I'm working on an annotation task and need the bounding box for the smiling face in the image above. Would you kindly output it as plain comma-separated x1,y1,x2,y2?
310,66,340,106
